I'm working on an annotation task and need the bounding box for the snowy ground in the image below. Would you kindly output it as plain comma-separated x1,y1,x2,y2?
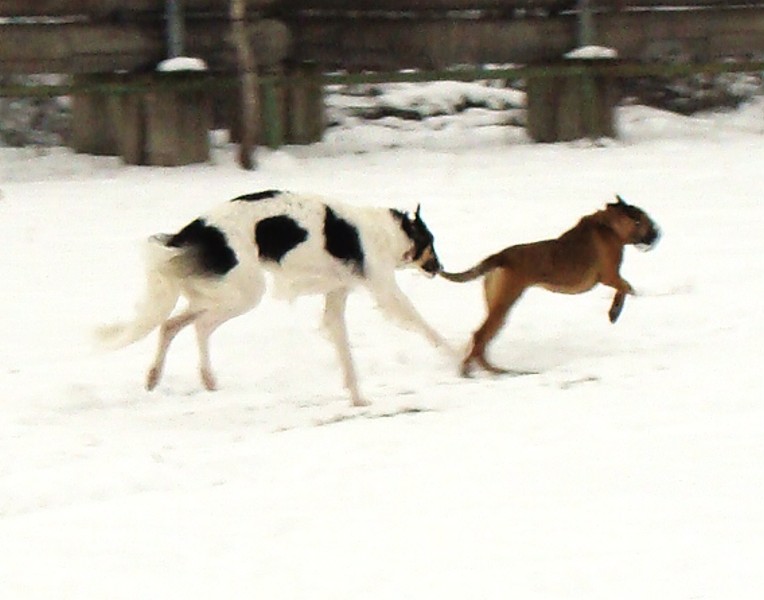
1,95,763,599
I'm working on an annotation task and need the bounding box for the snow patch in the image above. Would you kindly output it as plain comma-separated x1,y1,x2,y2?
565,45,619,60
156,57,208,72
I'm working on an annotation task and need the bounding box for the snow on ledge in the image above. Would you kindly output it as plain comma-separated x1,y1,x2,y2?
564,46,619,60
156,57,208,73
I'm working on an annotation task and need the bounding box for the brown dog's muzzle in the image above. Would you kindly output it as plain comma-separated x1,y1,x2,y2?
637,224,660,251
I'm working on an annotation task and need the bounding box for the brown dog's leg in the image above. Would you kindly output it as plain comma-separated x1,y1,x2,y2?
462,268,525,376
608,291,626,323
602,274,634,323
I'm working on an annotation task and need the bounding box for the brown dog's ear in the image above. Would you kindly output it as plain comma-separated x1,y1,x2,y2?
615,194,626,205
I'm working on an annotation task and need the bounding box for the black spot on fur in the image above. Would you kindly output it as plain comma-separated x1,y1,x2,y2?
324,207,365,275
255,215,308,263
167,219,238,275
232,190,281,202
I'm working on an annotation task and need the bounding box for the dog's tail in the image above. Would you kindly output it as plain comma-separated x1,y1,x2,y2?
95,235,185,349
439,254,503,283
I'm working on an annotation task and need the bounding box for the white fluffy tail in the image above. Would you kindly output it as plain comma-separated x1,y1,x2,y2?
95,236,184,350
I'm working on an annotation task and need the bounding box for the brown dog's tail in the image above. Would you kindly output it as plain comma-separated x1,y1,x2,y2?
439,254,503,283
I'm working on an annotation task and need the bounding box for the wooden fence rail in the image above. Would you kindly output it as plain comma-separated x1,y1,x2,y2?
287,7,764,70
0,19,290,74
2,0,762,18
0,0,276,19
2,5,763,74
2,0,762,92
278,0,764,10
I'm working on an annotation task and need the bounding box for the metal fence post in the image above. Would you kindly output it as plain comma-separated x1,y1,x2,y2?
165,0,185,59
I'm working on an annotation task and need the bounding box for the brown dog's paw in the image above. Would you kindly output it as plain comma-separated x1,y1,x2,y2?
609,291,626,323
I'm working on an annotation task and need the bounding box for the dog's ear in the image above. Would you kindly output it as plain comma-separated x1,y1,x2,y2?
608,194,626,209
408,204,422,223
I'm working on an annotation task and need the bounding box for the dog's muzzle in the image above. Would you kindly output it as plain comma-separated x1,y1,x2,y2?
422,256,442,276
636,226,661,252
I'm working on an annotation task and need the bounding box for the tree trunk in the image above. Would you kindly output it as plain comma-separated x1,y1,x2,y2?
230,0,259,169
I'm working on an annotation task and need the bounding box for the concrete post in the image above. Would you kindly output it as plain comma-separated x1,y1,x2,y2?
286,62,325,144
143,73,211,166
526,61,619,143
70,75,120,155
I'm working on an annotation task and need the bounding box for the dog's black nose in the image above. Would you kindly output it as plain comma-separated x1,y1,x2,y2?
639,226,660,250
423,257,441,275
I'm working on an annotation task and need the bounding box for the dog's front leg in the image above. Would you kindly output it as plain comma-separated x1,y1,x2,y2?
323,289,369,407
371,280,452,354
607,279,635,323
609,291,627,323
599,257,635,323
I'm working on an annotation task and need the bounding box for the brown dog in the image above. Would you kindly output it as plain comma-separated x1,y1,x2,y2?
440,196,660,376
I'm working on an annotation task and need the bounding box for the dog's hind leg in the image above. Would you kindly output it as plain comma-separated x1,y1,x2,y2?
147,309,202,390
323,289,368,407
463,268,524,376
194,309,240,391
193,271,266,391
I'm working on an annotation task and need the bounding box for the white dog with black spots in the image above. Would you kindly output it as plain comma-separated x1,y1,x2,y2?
97,190,449,406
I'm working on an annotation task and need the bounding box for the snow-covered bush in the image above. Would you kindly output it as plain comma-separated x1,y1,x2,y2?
0,75,71,147
621,68,764,115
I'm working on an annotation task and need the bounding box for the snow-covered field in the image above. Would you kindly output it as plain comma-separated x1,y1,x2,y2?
1,95,763,599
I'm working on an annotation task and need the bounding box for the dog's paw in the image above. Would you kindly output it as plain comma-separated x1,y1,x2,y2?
201,369,218,391
460,359,475,378
146,367,161,391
